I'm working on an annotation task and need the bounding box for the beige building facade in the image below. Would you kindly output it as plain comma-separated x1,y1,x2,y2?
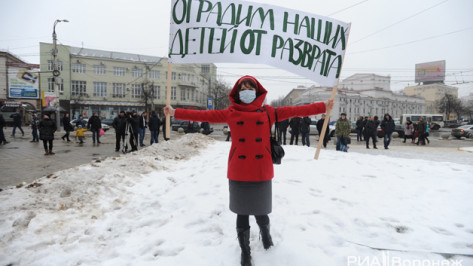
39,43,217,119
404,83,458,114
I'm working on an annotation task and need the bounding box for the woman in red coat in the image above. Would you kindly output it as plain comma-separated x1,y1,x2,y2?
165,75,333,266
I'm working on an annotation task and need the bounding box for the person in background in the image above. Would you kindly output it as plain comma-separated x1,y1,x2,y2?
335,113,350,152
316,114,331,148
403,119,415,143
39,113,57,155
289,117,301,145
148,111,161,145
128,110,139,151
416,117,427,145
75,124,88,144
380,113,395,149
76,114,85,128
10,110,24,137
164,75,333,266
364,115,378,149
30,112,40,142
87,113,102,144
356,116,364,142
0,114,8,145
424,123,430,144
300,116,311,147
112,111,127,152
276,118,289,145
61,113,73,142
139,112,147,147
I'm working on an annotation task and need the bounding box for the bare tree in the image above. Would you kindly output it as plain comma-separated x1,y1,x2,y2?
270,95,286,107
436,93,462,118
210,79,231,110
141,82,155,115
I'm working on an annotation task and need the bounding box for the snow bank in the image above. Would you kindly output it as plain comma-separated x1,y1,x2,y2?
0,134,472,266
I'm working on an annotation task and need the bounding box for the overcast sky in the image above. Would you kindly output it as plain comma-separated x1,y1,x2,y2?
1,0,472,102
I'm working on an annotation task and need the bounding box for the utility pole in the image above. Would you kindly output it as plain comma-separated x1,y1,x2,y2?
52,19,69,129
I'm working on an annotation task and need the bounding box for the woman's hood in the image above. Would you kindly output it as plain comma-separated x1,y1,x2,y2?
229,75,267,111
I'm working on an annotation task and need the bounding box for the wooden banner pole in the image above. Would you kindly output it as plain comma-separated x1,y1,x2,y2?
165,61,172,139
315,23,352,160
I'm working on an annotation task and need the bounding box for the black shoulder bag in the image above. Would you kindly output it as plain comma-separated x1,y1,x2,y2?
263,107,285,165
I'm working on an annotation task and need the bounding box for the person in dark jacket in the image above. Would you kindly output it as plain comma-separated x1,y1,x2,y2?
112,111,127,152
87,113,102,144
10,111,24,137
356,116,364,141
316,114,331,148
30,112,40,142
148,111,161,144
276,119,289,145
0,114,8,144
289,117,301,145
61,113,73,142
364,115,378,149
380,113,395,149
128,110,139,151
138,112,147,147
416,117,427,145
300,116,311,147
164,75,333,266
39,114,57,155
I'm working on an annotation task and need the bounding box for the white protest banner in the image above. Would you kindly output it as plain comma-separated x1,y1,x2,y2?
169,0,350,87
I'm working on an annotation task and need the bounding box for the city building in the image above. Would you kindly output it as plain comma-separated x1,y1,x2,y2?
292,74,425,122
39,43,217,119
404,83,458,114
0,51,40,110
282,88,306,106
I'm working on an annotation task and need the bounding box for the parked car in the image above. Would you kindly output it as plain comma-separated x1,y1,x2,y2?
171,119,207,134
101,118,114,126
451,125,473,139
309,120,336,137
70,118,110,131
377,124,405,138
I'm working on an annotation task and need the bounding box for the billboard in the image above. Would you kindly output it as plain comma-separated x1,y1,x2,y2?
8,66,40,99
42,92,57,107
415,60,445,83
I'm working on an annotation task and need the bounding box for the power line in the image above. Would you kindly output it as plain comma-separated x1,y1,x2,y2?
351,0,449,45
350,26,473,54
327,0,369,16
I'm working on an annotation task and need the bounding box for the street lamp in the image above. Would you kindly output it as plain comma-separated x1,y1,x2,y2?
52,19,69,129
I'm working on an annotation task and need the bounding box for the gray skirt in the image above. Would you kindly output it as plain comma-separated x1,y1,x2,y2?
229,179,272,215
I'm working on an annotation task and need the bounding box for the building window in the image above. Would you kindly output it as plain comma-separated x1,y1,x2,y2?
171,86,177,100
132,68,143,78
132,84,142,98
72,63,86,73
114,67,126,76
71,81,87,96
201,65,210,73
149,70,160,79
93,65,106,75
172,72,176,80
153,85,161,99
112,83,125,98
48,60,63,71
93,82,107,97
180,88,186,101
192,90,195,102
47,77,64,93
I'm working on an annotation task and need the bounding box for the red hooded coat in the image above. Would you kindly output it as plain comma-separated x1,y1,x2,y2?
175,75,326,182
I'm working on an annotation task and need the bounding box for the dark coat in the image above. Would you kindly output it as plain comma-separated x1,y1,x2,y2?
381,114,395,134
10,112,22,126
417,120,427,134
175,75,327,182
356,119,364,130
112,115,127,134
87,116,102,130
39,118,57,140
300,117,311,133
277,119,289,131
31,115,39,129
316,118,331,140
139,116,147,129
129,115,139,133
62,115,73,131
0,114,5,127
148,114,161,131
364,120,378,135
289,117,301,134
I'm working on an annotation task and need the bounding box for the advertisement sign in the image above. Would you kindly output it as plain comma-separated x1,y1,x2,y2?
415,60,446,83
42,92,57,107
169,0,350,87
8,67,39,99
207,97,213,109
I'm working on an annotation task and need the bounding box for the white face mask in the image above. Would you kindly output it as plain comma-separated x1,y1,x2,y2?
239,90,256,104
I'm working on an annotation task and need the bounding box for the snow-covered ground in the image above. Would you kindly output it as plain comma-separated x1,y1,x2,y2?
0,134,472,266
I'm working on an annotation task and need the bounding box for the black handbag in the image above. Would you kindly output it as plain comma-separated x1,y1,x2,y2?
263,107,285,164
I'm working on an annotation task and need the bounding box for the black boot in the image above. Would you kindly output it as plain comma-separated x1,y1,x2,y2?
237,227,252,266
258,224,274,249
